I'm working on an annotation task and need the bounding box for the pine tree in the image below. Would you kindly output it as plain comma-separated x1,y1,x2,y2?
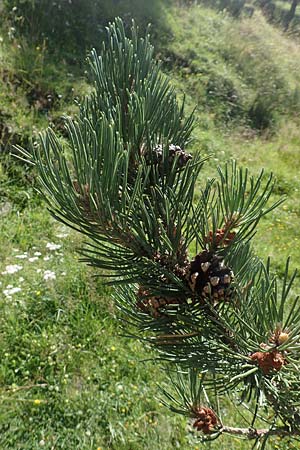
18,19,300,448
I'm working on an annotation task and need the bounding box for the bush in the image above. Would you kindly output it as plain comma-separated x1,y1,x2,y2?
248,94,276,129
205,73,244,122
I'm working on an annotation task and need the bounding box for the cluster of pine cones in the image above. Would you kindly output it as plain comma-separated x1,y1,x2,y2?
136,145,236,317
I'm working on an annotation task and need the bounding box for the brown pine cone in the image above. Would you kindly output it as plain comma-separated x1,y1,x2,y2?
187,250,234,304
150,144,192,169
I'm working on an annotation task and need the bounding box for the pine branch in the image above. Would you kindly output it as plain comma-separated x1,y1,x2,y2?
16,17,300,445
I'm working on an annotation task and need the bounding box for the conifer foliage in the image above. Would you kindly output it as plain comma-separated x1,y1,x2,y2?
19,19,300,447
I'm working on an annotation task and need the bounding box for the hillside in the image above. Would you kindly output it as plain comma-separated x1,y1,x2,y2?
0,2,300,449
164,5,300,280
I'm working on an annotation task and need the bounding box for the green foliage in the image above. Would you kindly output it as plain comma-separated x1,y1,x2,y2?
248,95,276,130
19,19,196,293
205,0,247,17
3,0,170,56
0,24,90,160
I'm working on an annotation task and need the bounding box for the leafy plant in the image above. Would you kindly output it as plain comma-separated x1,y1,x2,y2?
18,19,300,448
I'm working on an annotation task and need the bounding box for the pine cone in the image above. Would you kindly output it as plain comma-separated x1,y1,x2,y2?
151,144,192,169
136,286,182,318
153,248,189,279
187,250,234,304
205,216,239,249
192,406,218,434
168,144,192,167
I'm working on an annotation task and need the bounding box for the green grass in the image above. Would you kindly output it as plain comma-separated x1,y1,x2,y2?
0,205,191,449
1,2,300,449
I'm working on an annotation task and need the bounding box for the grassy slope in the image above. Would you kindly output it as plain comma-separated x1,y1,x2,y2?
0,34,89,153
1,4,300,450
166,6,300,280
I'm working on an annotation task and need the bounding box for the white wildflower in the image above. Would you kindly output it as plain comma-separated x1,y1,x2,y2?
15,254,28,259
36,269,42,274
43,256,51,261
28,257,39,262
56,233,69,238
46,243,61,251
34,251,42,256
3,286,22,297
43,270,56,281
2,264,23,275
18,277,24,283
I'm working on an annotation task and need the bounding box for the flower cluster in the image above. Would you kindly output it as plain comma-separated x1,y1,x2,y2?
1,230,69,301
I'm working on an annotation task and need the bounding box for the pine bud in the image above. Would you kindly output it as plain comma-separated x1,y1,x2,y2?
205,228,236,248
269,327,290,346
278,332,289,345
250,350,285,375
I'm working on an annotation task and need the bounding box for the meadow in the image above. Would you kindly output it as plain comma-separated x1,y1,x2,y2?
0,2,300,449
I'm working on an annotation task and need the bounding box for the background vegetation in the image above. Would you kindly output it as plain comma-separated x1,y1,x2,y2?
0,1,300,448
